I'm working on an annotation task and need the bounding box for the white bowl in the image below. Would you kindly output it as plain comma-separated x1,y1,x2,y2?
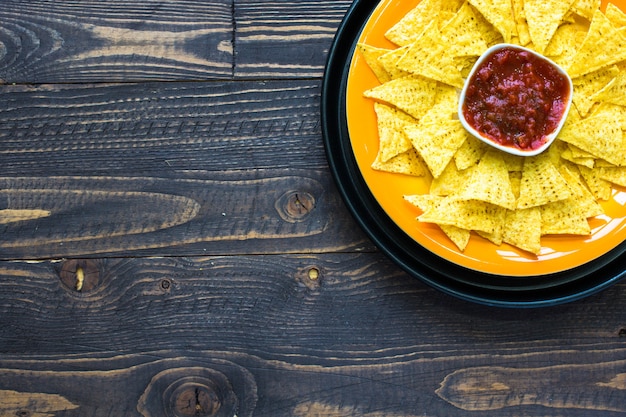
458,43,573,157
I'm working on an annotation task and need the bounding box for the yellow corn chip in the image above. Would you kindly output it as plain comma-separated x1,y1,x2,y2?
440,2,489,57
454,135,489,171
567,10,626,78
503,207,542,254
512,0,532,46
571,0,601,21
590,70,626,106
395,22,465,88
468,0,516,43
599,165,626,187
606,3,626,27
524,0,576,54
578,164,613,200
373,103,415,162
363,75,438,120
371,148,429,177
430,162,471,196
419,197,505,234
559,165,604,217
377,45,411,80
557,114,625,166
404,120,468,178
561,146,595,168
545,22,588,59
517,154,571,209
357,43,393,84
384,0,464,46
572,66,620,116
455,150,517,210
541,200,592,235
404,194,471,251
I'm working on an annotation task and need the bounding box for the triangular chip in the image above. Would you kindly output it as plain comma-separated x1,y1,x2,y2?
418,197,505,234
454,135,488,171
404,120,468,178
373,103,415,162
567,10,626,78
363,75,438,120
578,165,613,200
503,207,542,254
571,0,602,21
559,165,604,217
376,45,411,80
572,66,620,116
590,70,626,106
357,43,393,83
440,2,488,57
557,114,625,166
599,165,626,187
517,154,571,208
385,0,464,46
371,148,428,177
395,21,465,87
512,0,532,46
540,200,592,235
430,162,471,196
468,0,516,43
524,0,576,54
606,3,626,28
455,150,517,210
404,194,471,251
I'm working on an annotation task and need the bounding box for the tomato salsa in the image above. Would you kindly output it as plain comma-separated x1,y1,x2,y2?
461,46,571,151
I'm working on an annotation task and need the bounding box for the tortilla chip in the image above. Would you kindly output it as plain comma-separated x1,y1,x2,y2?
578,164,613,200
404,119,468,178
373,103,415,162
606,3,626,28
541,200,591,235
503,207,542,254
455,150,517,210
377,45,411,80
512,0,532,46
385,0,464,46
468,0,516,43
524,0,576,54
590,70,626,106
517,153,571,209
559,165,604,217
363,75,439,120
371,148,429,177
571,0,601,21
403,194,471,251
599,165,626,187
418,197,505,234
440,2,489,57
567,10,626,78
572,66,620,116
430,162,471,196
454,135,489,171
357,43,393,84
395,22,465,87
557,114,625,166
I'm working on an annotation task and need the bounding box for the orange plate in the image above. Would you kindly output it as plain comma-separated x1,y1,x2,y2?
346,0,626,276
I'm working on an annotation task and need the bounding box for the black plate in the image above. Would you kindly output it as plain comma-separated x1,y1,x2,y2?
320,0,626,308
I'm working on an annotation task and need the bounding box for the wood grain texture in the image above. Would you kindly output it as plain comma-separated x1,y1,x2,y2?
0,256,625,416
0,0,234,83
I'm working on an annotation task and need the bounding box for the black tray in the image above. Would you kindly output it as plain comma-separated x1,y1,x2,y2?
320,0,626,308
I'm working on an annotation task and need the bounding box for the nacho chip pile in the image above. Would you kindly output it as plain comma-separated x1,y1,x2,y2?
359,0,626,255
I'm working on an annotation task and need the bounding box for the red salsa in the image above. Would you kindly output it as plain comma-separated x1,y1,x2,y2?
462,46,571,151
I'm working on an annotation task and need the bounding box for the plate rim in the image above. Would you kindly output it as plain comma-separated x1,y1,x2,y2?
321,0,626,308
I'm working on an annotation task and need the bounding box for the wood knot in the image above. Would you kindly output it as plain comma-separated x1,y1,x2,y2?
275,191,315,223
295,265,323,290
138,367,240,417
172,383,220,417
59,259,100,293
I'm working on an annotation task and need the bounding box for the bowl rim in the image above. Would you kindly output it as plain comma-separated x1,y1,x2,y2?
458,43,574,157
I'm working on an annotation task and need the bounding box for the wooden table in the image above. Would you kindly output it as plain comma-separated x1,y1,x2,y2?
1,1,625,416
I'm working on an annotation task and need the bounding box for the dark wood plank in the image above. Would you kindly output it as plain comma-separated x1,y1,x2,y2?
0,0,233,83
234,0,353,78
0,80,326,176
0,80,374,258
0,255,625,416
